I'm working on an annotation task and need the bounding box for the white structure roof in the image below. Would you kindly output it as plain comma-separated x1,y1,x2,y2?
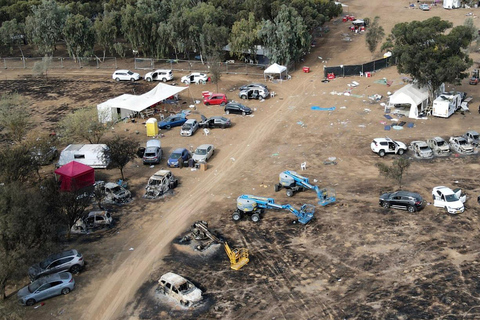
389,84,429,118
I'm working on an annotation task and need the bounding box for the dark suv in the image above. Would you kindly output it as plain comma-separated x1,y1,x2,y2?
379,191,425,213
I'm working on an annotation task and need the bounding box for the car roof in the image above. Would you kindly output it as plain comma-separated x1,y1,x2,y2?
46,249,78,262
115,69,131,73
151,170,171,177
432,136,445,142
33,272,72,284
160,272,189,286
412,141,428,146
467,130,479,135
392,191,421,197
172,148,187,153
197,144,213,149
433,186,454,195
184,119,197,123
104,182,119,188
211,116,227,120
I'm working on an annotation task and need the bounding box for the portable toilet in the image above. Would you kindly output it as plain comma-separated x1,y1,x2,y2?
146,118,158,137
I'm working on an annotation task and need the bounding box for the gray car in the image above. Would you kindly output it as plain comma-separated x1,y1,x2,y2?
18,272,75,306
192,144,215,162
29,249,85,281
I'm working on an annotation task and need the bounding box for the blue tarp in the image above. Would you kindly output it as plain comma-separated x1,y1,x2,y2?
311,106,336,111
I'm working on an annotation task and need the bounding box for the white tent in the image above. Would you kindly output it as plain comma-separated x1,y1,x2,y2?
97,83,188,123
388,84,429,118
443,0,461,9
264,63,288,80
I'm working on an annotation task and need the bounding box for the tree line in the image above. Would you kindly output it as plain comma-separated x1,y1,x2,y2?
0,0,343,65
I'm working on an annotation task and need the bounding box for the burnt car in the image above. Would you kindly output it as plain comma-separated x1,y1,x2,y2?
199,115,231,129
449,136,474,154
409,141,433,159
379,191,425,213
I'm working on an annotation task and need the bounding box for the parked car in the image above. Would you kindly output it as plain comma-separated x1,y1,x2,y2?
192,144,214,162
224,102,252,115
419,3,430,10
449,136,474,154
239,87,269,100
18,272,75,306
143,139,162,164
432,186,466,214
144,170,178,199
427,137,450,155
97,182,132,204
239,83,268,91
409,141,433,159
112,69,140,82
71,210,113,234
181,73,209,84
167,148,191,168
29,249,84,281
144,69,173,82
379,191,425,213
199,115,231,129
158,114,187,129
157,272,202,307
463,130,480,146
203,93,227,106
370,137,407,157
180,119,199,137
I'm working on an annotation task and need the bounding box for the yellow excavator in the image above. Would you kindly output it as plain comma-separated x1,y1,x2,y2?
190,221,249,271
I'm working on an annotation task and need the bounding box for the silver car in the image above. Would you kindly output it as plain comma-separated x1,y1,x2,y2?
29,249,85,281
18,272,75,306
192,144,214,162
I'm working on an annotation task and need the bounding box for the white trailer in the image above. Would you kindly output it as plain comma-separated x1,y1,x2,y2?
443,0,461,9
57,144,110,168
432,94,462,118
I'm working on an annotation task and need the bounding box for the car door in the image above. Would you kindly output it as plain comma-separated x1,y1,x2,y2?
390,195,402,209
206,146,212,159
232,106,240,114
433,190,444,207
34,283,54,301
182,150,190,161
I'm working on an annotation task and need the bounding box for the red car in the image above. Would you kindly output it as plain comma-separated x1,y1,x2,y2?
203,93,227,106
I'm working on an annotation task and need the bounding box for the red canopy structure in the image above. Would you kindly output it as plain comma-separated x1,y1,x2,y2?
54,161,95,192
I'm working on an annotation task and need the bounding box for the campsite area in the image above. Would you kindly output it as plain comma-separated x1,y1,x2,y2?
2,0,480,319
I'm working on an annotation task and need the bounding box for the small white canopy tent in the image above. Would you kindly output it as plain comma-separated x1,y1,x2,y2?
97,83,188,123
388,84,429,119
264,63,288,80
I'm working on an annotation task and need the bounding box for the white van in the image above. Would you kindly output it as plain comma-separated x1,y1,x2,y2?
57,144,109,168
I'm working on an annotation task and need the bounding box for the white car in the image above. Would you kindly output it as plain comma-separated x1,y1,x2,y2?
192,144,214,162
144,69,173,82
112,69,140,82
449,136,474,154
432,186,466,214
181,73,209,84
180,119,199,137
157,272,202,307
371,137,407,157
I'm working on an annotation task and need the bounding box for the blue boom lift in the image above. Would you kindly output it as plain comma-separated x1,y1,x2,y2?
274,171,336,206
233,195,316,224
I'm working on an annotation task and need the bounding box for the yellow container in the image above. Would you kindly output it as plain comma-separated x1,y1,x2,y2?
146,118,158,137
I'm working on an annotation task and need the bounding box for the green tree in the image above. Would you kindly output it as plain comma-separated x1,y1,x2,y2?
0,93,31,143
365,16,385,56
229,13,261,61
259,5,311,65
0,144,39,183
93,10,117,61
0,19,25,56
0,181,64,299
376,158,411,188
102,136,138,181
63,14,95,61
58,106,108,144
25,0,67,55
382,17,474,100
207,54,222,92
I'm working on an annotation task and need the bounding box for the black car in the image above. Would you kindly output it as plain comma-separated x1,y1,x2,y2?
224,102,252,115
239,83,268,91
379,191,425,213
199,115,232,129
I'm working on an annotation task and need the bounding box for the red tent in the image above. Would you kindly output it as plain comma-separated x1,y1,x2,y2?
54,161,95,192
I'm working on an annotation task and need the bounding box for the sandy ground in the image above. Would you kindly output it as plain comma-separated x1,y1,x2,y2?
3,0,480,319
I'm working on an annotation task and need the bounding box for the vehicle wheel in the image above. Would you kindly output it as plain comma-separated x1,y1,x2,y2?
251,213,260,222
162,78,167,82
183,80,189,84
241,95,247,100
180,300,190,307
407,205,416,213
242,111,246,116
398,149,405,155
205,102,210,106
69,264,81,274
26,299,36,306
379,150,386,157
382,202,390,209
221,102,226,106
274,184,281,192
130,78,135,82
61,288,71,295
232,211,242,221
166,125,171,130
115,78,120,82
146,78,152,82
226,110,230,114
286,189,294,197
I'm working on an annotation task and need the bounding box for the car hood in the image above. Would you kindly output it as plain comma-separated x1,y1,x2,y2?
446,200,464,209
397,142,407,149
184,288,203,303
17,286,31,299
460,144,474,151
192,154,206,161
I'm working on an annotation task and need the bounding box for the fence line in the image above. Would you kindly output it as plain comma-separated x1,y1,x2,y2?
323,56,395,78
2,57,118,70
